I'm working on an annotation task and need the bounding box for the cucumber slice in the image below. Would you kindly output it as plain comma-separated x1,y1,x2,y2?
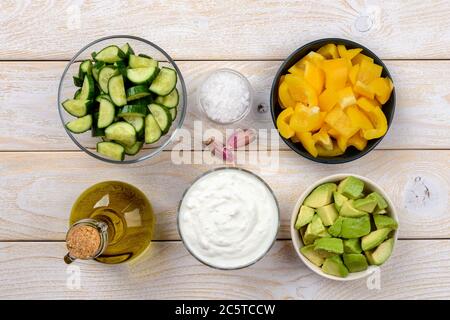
149,67,177,96
74,88,82,99
127,85,151,101
123,115,144,136
133,96,153,107
127,67,158,84
78,74,95,100
95,94,112,103
92,61,105,82
62,99,91,117
79,60,92,77
105,122,136,147
98,98,116,128
124,141,144,156
94,45,125,63
73,76,83,87
66,114,92,133
145,114,162,144
98,66,118,93
169,108,177,121
148,103,172,134
118,104,148,118
108,75,127,106
155,88,179,109
97,142,125,161
121,43,134,58
129,54,158,68
114,61,128,77
91,112,105,137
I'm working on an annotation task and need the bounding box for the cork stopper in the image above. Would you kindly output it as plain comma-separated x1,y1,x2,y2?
66,224,101,261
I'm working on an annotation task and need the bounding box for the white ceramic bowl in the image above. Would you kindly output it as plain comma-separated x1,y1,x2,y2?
290,173,399,281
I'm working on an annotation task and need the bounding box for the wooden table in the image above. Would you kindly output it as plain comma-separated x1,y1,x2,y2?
0,1,449,300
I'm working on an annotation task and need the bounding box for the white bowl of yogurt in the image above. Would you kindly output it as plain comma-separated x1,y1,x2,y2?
177,167,280,270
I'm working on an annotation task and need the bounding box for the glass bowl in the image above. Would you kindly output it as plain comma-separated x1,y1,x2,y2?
57,35,187,164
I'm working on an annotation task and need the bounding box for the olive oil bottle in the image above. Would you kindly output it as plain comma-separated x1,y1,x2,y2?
65,181,155,264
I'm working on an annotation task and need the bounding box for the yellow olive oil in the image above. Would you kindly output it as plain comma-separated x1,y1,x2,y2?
70,181,155,264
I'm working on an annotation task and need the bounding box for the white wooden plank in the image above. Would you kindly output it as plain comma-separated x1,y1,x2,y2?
0,61,449,151
1,1,450,60
0,240,449,299
0,150,448,241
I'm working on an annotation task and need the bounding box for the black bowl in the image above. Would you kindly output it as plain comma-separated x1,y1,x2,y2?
270,38,396,164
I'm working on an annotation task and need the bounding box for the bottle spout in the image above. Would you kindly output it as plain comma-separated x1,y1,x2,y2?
64,253,77,264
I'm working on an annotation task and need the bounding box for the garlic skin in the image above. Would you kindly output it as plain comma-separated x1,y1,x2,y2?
203,138,234,162
227,129,257,149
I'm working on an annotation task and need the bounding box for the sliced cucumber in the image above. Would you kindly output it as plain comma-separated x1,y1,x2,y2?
127,85,151,101
74,88,82,99
145,114,162,144
169,108,177,121
73,76,83,87
123,115,144,136
92,61,105,82
94,45,125,63
121,43,134,58
114,61,128,77
124,141,144,156
105,121,136,147
118,104,148,118
108,75,127,106
155,88,179,108
98,98,116,128
78,74,95,100
98,66,118,93
66,114,92,133
148,103,172,134
79,60,92,77
133,96,153,107
149,67,177,96
62,99,91,117
95,94,112,103
91,112,105,137
129,54,158,68
97,142,125,161
127,67,158,84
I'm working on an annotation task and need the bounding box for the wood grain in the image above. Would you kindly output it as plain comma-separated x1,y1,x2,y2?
0,240,449,299
0,150,448,241
0,60,449,151
1,1,450,60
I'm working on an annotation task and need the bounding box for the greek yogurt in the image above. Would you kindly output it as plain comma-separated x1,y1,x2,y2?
178,168,279,269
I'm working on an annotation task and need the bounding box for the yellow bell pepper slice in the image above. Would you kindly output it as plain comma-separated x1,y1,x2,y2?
276,107,295,139
312,127,333,151
349,64,360,85
362,107,388,140
317,44,339,59
321,58,349,90
288,51,325,74
356,97,380,113
352,53,374,65
354,80,374,100
336,135,349,152
296,131,318,157
288,64,305,77
369,77,394,104
357,60,383,84
285,74,319,107
338,86,357,108
317,142,344,157
338,45,363,61
290,105,324,132
346,105,374,130
348,131,368,151
318,88,338,112
278,81,296,109
304,61,325,94
325,106,359,138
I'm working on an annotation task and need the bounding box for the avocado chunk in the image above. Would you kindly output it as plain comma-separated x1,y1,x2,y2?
304,183,337,208
321,255,349,278
314,238,344,254
343,253,368,272
295,205,315,229
328,216,344,237
303,224,318,245
373,214,398,230
343,238,362,253
373,208,387,215
317,204,338,226
333,191,348,211
339,200,367,218
340,215,371,238
367,192,388,210
365,238,394,265
302,215,326,245
300,245,325,267
361,228,392,251
337,176,364,199
353,197,378,213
